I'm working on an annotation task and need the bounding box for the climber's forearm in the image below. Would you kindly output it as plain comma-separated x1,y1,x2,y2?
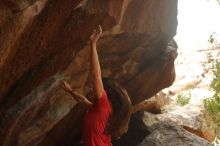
65,90,80,102
69,90,93,107
90,42,104,99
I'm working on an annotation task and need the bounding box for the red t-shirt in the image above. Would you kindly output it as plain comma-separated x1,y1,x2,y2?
82,90,112,146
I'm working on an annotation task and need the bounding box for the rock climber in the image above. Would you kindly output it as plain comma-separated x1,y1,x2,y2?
62,25,132,146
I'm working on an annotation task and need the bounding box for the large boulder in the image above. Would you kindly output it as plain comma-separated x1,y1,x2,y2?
138,121,213,146
0,0,178,145
157,104,216,142
131,91,171,114
113,112,213,146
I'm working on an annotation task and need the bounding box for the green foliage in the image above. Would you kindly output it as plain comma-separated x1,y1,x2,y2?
204,98,220,116
208,32,217,44
202,52,214,68
176,92,191,106
203,52,220,135
211,60,220,93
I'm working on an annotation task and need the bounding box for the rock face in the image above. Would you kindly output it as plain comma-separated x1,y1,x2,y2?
157,105,216,142
113,112,213,146
0,0,178,145
138,121,213,146
131,91,171,114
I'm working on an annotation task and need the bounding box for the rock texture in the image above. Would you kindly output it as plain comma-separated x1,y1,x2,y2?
157,105,216,142
113,112,213,146
142,111,216,142
131,91,171,114
138,121,213,146
0,0,178,145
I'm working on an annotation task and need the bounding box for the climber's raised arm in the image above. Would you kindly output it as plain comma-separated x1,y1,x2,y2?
62,81,93,107
89,25,104,101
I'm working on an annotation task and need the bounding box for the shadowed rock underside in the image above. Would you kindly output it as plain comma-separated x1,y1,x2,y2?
0,0,178,145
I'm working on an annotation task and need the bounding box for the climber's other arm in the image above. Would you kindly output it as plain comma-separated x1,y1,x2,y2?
62,81,93,107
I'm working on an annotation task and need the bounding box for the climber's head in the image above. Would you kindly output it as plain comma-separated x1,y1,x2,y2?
102,78,132,139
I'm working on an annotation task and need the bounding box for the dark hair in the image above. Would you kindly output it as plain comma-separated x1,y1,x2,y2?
102,78,132,139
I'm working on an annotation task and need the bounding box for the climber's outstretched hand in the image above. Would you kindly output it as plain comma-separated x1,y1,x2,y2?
90,25,102,44
62,81,72,93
